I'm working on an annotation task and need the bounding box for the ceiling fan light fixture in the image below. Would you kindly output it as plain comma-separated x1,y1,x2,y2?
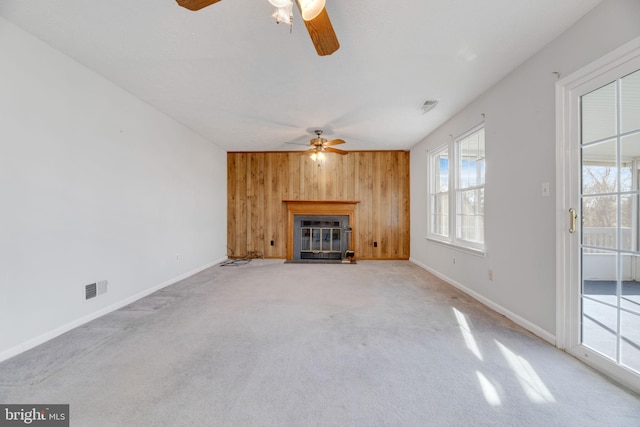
272,3,293,24
298,0,326,21
310,148,326,161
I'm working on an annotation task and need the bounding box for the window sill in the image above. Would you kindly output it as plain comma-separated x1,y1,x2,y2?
424,236,486,257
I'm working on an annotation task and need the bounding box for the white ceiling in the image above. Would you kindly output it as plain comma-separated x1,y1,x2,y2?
0,0,602,152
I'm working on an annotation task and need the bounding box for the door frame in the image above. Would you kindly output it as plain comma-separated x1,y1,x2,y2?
556,36,640,393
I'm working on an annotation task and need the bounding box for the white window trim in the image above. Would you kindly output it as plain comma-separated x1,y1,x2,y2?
427,123,486,254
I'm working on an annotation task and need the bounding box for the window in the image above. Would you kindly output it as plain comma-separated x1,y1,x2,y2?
430,146,449,238
428,124,485,252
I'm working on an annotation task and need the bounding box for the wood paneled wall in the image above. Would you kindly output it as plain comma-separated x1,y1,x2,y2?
227,151,410,260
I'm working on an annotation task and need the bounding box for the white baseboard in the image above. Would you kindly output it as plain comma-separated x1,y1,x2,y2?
0,257,226,363
409,257,556,345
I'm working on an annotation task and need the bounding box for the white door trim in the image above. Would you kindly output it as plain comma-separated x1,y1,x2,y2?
556,35,640,393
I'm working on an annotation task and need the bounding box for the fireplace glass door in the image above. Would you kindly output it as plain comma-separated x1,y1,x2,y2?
300,220,342,260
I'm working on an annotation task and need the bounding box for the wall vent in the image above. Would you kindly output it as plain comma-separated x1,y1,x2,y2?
85,283,97,300
419,99,439,114
85,280,108,300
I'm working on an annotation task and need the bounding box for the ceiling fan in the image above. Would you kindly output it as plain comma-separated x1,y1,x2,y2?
298,129,347,160
175,0,340,56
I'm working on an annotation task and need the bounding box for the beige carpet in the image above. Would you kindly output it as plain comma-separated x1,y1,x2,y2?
1,260,639,426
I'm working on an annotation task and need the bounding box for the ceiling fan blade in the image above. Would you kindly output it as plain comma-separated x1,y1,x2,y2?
325,147,348,155
301,7,340,56
176,0,222,11
323,139,345,146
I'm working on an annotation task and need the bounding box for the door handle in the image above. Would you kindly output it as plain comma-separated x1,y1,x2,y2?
569,208,577,233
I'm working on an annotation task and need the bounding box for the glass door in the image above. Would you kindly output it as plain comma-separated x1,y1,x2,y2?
579,68,640,374
299,219,343,260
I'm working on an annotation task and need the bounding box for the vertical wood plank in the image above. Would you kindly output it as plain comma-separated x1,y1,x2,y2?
226,153,236,257
264,153,274,257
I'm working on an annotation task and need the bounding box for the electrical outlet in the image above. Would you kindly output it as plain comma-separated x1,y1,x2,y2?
453,258,456,264
488,269,494,281
374,241,378,247
176,254,180,261
270,240,274,246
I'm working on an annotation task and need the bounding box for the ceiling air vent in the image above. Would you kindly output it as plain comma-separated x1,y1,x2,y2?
419,99,439,114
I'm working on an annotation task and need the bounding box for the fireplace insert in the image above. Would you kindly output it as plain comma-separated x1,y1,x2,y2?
293,215,351,261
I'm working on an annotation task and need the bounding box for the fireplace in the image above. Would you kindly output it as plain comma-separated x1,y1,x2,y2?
284,200,358,261
293,215,349,260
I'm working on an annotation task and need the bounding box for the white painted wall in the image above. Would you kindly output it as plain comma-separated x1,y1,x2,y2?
410,0,640,341
0,17,227,360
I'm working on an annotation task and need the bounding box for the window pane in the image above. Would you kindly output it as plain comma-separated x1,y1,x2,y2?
582,298,618,361
582,247,619,305
621,132,640,192
620,195,634,251
622,279,640,315
621,310,640,373
458,129,485,188
431,193,449,236
582,195,618,249
433,150,449,192
582,81,617,144
582,139,617,195
457,188,484,243
429,146,450,238
621,69,640,133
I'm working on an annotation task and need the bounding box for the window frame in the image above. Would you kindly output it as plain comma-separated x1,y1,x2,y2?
427,123,486,254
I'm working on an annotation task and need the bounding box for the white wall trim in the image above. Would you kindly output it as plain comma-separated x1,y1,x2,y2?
410,257,556,345
0,257,227,363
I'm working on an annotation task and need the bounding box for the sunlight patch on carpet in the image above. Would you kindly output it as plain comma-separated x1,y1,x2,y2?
476,371,502,406
496,340,555,403
453,307,483,361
